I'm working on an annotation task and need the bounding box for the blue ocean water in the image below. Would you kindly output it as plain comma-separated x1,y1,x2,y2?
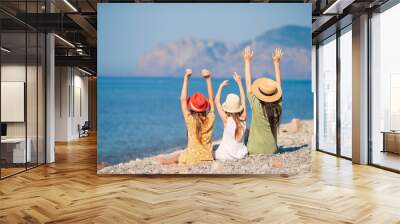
98,77,313,165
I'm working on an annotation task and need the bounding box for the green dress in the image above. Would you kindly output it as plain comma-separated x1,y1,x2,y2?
247,93,282,155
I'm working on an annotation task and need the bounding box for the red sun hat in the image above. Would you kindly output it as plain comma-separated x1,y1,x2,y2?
187,92,210,112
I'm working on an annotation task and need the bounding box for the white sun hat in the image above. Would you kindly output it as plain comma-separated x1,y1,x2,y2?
222,93,244,113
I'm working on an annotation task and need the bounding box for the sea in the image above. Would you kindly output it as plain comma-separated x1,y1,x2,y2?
98,77,313,165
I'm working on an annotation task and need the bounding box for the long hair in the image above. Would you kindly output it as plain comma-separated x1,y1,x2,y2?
227,112,244,142
190,111,208,144
261,100,282,140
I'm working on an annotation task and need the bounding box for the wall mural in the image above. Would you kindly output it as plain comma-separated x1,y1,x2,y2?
97,3,313,175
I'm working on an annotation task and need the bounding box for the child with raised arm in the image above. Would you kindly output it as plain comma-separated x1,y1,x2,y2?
159,69,216,165
214,72,248,160
243,47,283,155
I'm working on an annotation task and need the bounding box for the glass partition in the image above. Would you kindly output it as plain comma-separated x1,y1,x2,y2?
38,32,46,165
0,2,46,179
339,27,352,158
370,3,400,171
317,35,337,154
1,31,28,177
27,30,38,169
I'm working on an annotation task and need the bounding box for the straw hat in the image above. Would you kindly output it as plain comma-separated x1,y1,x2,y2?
252,77,282,103
187,92,209,112
222,94,244,113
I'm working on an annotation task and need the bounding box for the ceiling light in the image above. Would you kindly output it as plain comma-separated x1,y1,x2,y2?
78,67,93,76
1,47,11,53
54,34,75,48
323,0,354,15
76,48,85,55
323,0,341,14
63,0,78,12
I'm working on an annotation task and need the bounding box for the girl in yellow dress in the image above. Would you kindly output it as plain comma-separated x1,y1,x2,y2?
159,69,215,165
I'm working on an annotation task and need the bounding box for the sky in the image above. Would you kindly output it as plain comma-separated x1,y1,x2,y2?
98,3,311,76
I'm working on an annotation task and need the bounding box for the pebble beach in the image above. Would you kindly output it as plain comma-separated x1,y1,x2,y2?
98,120,313,175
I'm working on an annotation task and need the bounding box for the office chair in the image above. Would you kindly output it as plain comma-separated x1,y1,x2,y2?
78,121,90,138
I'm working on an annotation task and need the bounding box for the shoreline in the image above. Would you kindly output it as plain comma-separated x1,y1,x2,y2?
98,119,313,175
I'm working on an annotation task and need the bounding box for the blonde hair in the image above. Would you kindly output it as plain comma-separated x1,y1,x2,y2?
227,112,244,142
190,111,208,144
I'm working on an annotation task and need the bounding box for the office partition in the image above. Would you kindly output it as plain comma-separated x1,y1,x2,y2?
315,23,353,159
317,35,337,155
0,1,47,179
370,3,400,171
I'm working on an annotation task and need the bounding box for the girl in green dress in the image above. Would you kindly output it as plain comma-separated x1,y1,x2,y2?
243,47,283,155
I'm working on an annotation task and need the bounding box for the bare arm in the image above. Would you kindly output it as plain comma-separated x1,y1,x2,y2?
272,48,283,87
233,72,246,121
215,80,229,125
243,47,254,93
180,69,192,119
202,69,215,113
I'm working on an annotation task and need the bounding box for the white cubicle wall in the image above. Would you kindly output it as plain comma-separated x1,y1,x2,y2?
0,63,28,177
1,82,25,123
1,65,27,139
1,64,45,168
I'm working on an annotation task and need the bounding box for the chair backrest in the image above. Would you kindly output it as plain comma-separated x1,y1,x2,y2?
82,121,90,129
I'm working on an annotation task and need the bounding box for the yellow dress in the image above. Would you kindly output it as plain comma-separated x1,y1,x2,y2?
179,112,215,165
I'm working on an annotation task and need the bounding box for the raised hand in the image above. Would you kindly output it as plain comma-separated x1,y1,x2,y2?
272,48,283,86
202,69,215,112
233,72,241,84
243,46,254,62
272,48,283,64
201,69,211,79
181,69,192,117
184,68,192,79
220,80,229,88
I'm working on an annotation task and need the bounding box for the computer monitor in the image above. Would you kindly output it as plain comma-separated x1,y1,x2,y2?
1,123,7,137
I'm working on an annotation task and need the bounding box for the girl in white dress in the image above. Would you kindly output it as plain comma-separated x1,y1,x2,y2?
214,73,248,160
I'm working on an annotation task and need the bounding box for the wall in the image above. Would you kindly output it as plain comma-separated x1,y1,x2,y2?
72,72,89,138
54,67,89,141
54,67,70,141
88,77,97,131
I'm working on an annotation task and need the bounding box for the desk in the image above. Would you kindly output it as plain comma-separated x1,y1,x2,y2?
382,131,400,154
1,138,31,163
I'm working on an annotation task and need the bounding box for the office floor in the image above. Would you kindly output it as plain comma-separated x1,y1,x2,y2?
1,163,45,179
0,167,25,177
372,150,400,171
0,135,400,223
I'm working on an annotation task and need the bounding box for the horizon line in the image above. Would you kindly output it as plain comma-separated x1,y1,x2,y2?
98,75,311,81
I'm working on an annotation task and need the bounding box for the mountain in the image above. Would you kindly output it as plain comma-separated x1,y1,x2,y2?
135,25,311,80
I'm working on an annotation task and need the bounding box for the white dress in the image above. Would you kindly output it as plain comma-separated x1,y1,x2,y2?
215,117,248,160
